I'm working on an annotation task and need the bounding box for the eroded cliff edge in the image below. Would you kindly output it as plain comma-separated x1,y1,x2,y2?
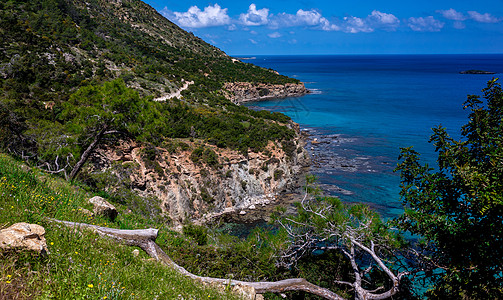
224,82,309,103
87,121,309,225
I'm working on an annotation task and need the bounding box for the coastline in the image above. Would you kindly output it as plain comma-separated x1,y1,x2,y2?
224,82,310,104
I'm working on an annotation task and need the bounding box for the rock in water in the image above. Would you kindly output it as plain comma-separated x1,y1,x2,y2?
89,196,118,221
0,223,48,254
459,70,496,74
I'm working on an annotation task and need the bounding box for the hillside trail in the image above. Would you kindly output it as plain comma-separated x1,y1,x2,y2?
154,80,194,101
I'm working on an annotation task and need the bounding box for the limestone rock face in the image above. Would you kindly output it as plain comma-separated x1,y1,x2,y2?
88,130,310,225
89,196,118,221
0,223,48,254
224,82,309,103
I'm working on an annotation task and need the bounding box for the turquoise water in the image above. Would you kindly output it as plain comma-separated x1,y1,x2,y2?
244,54,503,219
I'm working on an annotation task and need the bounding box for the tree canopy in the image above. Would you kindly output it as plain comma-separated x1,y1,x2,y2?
273,175,410,300
395,79,503,298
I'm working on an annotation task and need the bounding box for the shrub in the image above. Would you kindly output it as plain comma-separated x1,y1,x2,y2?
273,169,284,181
183,224,208,246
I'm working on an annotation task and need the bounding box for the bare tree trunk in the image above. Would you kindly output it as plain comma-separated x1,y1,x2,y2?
49,219,345,300
68,125,109,181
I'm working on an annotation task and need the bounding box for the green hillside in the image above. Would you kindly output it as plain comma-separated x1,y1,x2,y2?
0,0,300,181
0,0,297,101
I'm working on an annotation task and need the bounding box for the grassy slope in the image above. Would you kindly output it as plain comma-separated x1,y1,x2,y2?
0,153,240,299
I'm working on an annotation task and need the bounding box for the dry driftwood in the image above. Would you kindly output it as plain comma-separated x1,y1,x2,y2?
49,219,345,300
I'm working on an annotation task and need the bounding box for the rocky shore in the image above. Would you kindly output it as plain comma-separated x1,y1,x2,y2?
224,82,309,103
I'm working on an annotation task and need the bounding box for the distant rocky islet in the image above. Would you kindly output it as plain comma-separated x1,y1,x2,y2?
459,70,496,74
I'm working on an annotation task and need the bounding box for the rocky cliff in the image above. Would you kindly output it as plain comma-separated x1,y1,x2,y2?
224,82,309,103
88,122,309,225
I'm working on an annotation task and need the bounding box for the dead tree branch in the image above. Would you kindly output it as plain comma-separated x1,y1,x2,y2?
48,219,345,300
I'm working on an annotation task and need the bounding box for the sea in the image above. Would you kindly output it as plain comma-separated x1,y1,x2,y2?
242,54,503,220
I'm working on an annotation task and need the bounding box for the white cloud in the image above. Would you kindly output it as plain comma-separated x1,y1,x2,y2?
453,21,466,29
408,16,444,32
267,9,399,33
437,9,467,21
164,4,485,36
240,4,269,26
342,16,373,33
437,9,500,26
367,10,400,30
340,11,399,33
166,4,231,28
467,11,500,23
249,39,258,44
268,32,281,38
270,9,339,31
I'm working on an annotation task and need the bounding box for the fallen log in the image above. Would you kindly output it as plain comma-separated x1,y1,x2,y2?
49,219,344,300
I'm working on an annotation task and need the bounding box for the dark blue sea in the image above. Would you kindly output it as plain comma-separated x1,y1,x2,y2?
243,54,503,219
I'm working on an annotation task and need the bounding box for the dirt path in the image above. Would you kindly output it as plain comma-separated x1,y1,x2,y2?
154,80,194,101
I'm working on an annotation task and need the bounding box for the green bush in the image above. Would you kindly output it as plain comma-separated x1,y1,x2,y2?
190,146,220,169
183,224,208,246
273,169,284,181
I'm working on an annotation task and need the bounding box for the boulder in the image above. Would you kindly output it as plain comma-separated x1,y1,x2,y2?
89,196,118,221
0,223,48,254
232,284,258,300
79,208,94,217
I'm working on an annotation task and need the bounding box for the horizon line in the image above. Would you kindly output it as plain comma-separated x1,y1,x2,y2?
229,52,503,57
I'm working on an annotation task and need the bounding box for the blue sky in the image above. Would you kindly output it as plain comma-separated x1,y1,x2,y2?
144,0,503,55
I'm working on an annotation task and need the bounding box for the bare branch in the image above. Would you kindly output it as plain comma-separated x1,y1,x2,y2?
48,219,346,300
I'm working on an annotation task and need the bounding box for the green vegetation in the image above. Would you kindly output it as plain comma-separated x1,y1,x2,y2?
395,79,503,298
270,175,410,299
0,152,411,299
0,153,239,299
5,0,502,298
3,78,294,180
162,176,415,300
273,169,284,181
0,0,297,182
190,146,220,169
0,0,298,104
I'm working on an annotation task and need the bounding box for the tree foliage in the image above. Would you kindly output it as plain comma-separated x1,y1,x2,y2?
274,175,409,300
395,79,503,298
